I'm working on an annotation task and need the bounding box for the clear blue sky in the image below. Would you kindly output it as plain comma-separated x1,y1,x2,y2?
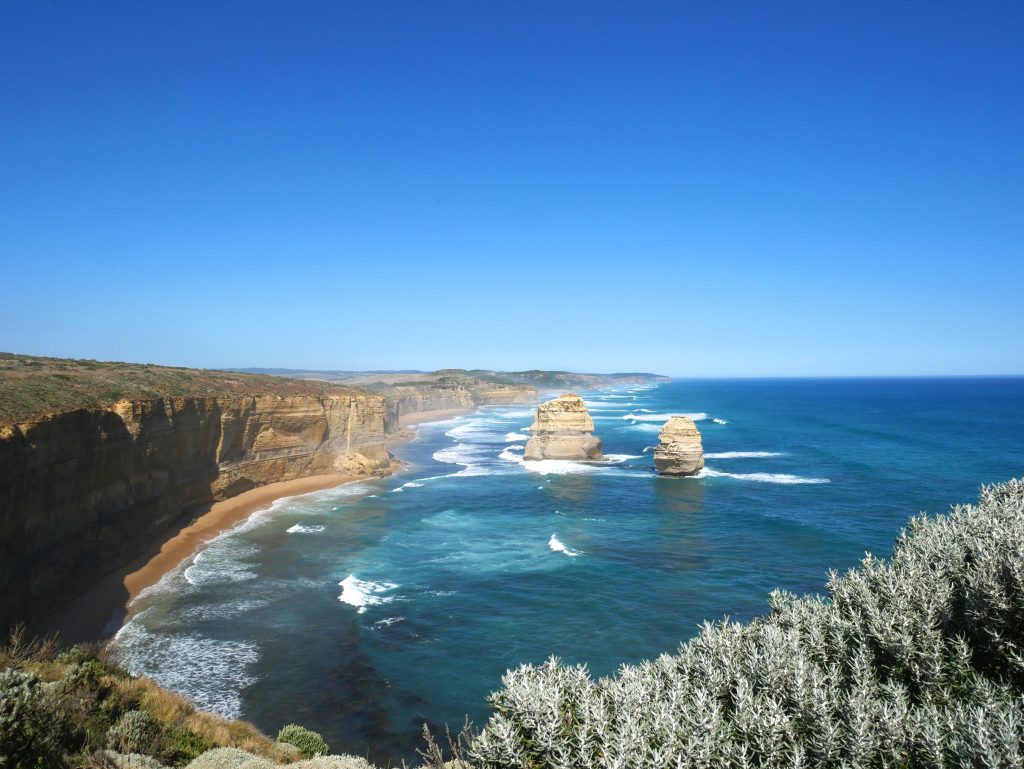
1,2,1021,376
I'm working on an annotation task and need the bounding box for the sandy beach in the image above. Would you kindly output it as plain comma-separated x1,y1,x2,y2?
122,473,372,603
399,406,473,427
42,406,479,645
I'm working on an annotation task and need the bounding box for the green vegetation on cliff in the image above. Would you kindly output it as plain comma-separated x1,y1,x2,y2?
0,353,359,426
0,632,371,769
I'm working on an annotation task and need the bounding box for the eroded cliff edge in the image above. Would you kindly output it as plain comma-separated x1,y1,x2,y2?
0,391,397,632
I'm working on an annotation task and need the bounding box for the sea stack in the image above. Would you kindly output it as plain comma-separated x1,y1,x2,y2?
653,416,704,476
523,393,603,461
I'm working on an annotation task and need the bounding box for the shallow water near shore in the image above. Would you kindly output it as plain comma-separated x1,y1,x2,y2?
110,377,1024,764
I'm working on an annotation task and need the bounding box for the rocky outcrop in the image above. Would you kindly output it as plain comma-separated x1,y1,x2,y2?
523,394,603,461
0,392,396,632
653,416,704,476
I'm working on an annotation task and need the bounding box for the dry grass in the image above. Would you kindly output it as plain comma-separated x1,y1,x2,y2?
0,352,361,426
127,676,284,760
0,625,296,767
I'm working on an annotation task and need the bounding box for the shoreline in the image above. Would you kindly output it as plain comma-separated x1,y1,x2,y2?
398,405,474,427
42,405,482,646
122,473,373,604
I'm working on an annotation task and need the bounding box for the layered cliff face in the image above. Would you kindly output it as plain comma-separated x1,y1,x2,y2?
653,416,704,476
0,392,396,631
523,394,603,461
378,376,535,420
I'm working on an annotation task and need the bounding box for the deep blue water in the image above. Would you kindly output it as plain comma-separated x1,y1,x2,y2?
111,378,1024,765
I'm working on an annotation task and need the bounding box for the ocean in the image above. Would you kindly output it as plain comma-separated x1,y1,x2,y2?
110,377,1024,764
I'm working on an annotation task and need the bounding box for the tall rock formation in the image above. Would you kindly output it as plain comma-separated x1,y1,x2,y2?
523,394,603,461
653,416,705,476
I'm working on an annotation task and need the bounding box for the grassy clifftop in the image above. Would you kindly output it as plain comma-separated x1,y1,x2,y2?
0,631,375,769
0,354,360,426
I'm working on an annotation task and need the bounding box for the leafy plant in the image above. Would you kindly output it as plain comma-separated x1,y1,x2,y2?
276,725,329,758
185,747,275,769
107,710,160,755
0,669,60,769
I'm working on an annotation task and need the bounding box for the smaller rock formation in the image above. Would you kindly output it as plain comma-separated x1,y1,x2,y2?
523,394,603,461
653,416,704,476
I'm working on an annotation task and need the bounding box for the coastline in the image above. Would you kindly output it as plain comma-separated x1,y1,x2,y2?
122,473,372,604
42,405,480,646
399,406,473,427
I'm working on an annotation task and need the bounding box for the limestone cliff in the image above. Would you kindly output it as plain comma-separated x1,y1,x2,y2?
0,392,396,632
523,394,603,461
653,416,704,476
373,376,535,420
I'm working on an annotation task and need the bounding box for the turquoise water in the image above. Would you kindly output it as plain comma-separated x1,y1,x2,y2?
111,378,1024,764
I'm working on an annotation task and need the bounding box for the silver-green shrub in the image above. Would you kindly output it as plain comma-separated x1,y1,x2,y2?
466,478,1024,768
277,725,329,758
0,668,59,769
185,748,275,769
103,750,168,769
292,756,377,769
107,710,161,755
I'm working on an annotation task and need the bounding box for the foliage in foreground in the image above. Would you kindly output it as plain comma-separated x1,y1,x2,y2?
0,633,382,769
276,726,329,758
0,636,285,769
465,478,1024,768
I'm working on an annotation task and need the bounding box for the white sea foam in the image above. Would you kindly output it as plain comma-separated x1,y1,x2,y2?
445,423,486,439
623,412,710,422
642,445,656,453
450,464,502,478
433,443,489,466
697,468,830,484
521,459,604,475
338,575,399,614
631,423,662,433
111,614,258,718
493,409,534,418
183,546,258,586
499,445,525,461
602,453,641,463
391,480,425,493
505,431,530,441
712,418,729,425
548,534,580,557
286,524,326,534
372,616,406,629
704,451,782,459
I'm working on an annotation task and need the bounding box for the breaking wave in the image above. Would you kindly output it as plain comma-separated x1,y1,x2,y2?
286,523,326,534
623,412,710,422
338,575,399,613
697,468,830,485
548,534,580,557
111,614,258,719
